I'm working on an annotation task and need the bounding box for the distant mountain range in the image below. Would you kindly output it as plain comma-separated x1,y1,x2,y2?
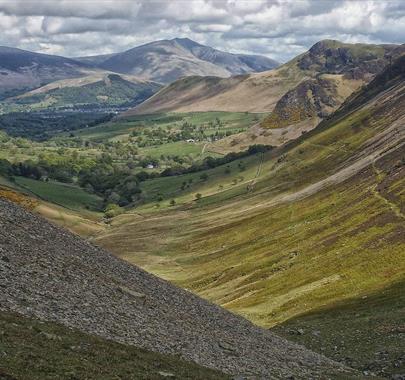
77,38,279,84
127,40,404,126
0,38,279,107
0,46,89,99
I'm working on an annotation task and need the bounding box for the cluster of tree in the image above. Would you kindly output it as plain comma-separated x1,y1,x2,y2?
78,165,141,206
1,152,142,207
0,111,114,140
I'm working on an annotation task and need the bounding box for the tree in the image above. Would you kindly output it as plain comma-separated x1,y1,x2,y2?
170,199,176,206
104,203,122,218
195,193,202,201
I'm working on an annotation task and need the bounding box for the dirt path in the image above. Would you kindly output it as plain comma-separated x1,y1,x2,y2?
247,153,264,191
371,163,405,220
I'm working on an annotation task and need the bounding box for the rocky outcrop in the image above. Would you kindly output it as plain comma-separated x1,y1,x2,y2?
297,40,399,80
261,77,338,129
261,42,404,130
0,198,354,378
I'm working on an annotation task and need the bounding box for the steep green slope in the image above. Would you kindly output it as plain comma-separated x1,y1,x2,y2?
95,54,405,334
0,310,228,380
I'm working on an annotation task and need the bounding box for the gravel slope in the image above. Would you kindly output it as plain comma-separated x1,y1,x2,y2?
0,198,356,379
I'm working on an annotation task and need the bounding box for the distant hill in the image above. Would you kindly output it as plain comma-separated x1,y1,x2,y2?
3,73,161,112
127,40,401,119
79,38,279,84
0,46,89,99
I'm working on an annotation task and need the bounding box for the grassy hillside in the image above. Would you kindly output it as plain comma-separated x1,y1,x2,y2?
0,181,104,237
94,56,405,336
124,70,299,115
0,310,228,380
14,177,103,213
272,282,405,378
272,280,405,378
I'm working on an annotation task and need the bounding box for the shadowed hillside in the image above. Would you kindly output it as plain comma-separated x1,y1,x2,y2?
273,280,405,378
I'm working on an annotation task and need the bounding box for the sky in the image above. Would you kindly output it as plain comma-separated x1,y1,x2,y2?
0,0,404,62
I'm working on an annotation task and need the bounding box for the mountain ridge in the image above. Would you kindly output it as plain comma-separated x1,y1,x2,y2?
87,37,279,84
127,40,401,118
0,45,89,99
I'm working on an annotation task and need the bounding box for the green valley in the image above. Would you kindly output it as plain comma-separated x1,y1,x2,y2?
1,33,404,379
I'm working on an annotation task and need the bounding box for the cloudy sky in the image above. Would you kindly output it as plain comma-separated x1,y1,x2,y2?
0,0,404,62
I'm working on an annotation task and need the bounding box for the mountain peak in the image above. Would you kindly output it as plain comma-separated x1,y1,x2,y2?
171,37,202,49
309,39,343,54
94,38,278,83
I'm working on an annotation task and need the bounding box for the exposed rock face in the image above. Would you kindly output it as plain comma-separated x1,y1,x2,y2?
261,42,405,130
262,77,338,128
297,40,399,80
0,198,354,378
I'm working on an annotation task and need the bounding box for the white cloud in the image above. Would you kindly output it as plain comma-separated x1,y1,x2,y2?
0,0,403,62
